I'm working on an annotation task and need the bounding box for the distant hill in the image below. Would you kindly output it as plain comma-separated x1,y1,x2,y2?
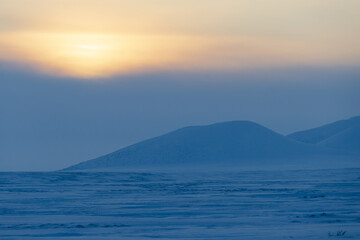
317,123,360,154
288,116,360,154
288,116,360,144
63,120,352,171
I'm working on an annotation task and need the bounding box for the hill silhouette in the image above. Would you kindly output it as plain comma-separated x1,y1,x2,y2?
64,120,352,171
288,116,360,153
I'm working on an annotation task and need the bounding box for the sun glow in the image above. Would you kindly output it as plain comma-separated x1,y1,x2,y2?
0,31,359,79
0,33,197,78
0,0,359,79
0,33,145,78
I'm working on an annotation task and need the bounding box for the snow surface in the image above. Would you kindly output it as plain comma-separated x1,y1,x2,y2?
0,168,359,239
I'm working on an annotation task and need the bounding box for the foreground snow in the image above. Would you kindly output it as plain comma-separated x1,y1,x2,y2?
0,168,359,239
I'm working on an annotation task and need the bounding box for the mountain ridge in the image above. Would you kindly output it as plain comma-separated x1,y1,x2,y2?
288,116,360,154
63,119,358,171
288,116,360,144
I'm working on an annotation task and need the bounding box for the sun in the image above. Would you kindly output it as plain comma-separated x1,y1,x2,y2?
38,34,126,78
0,32,202,78
0,33,164,78
0,32,274,79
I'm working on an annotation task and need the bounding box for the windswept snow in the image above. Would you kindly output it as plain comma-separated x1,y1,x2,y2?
0,169,359,239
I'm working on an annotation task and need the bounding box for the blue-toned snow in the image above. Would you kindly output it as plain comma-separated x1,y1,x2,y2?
0,168,359,239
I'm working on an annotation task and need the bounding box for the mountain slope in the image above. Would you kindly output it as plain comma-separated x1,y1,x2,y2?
288,116,360,154
64,121,339,171
318,123,360,154
288,116,360,144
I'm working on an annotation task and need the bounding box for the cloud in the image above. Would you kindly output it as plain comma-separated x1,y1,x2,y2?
1,32,359,79
0,0,359,78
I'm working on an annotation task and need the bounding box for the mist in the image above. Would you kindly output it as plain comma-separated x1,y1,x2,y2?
1,63,359,171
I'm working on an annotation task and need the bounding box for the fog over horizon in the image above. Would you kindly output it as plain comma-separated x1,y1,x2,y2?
1,64,359,171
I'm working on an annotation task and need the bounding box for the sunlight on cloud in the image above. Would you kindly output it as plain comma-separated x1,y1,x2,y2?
0,33,194,78
0,0,359,79
0,31,359,79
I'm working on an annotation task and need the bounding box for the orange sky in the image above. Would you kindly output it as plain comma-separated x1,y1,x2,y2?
1,0,359,78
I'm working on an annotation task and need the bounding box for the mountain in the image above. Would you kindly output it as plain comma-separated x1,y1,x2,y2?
63,121,350,171
288,116,360,144
288,116,360,153
317,123,360,154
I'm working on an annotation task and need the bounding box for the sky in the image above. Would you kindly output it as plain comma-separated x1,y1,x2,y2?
0,0,360,170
